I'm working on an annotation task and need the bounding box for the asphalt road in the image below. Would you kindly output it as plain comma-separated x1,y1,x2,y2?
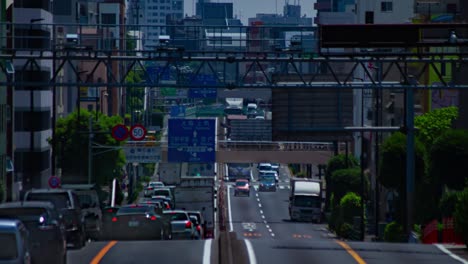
66,163,467,264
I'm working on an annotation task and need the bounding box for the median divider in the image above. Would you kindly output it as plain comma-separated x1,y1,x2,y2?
218,231,250,264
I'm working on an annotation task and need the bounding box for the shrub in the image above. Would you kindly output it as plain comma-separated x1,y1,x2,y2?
325,154,359,210
338,223,353,239
339,192,362,225
331,168,368,207
328,204,340,232
454,187,468,246
384,221,405,242
439,191,460,218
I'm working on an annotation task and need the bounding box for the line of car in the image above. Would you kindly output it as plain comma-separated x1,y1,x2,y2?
234,163,281,197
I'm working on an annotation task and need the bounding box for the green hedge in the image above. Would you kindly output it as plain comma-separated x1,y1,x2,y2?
383,221,406,242
454,187,468,247
439,191,459,218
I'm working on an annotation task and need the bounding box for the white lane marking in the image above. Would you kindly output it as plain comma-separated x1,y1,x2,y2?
255,193,258,197
250,169,254,182
256,198,260,202
279,186,285,189
203,239,212,264
271,233,275,237
268,229,273,233
435,244,468,264
259,210,263,214
261,215,265,219
266,225,270,229
227,185,233,232
258,203,262,208
263,220,267,224
244,240,258,264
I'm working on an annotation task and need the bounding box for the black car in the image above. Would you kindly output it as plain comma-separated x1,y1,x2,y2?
111,204,166,240
0,201,67,264
101,206,119,240
62,184,103,241
24,189,86,249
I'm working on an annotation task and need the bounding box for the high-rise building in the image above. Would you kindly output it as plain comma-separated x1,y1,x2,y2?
12,0,54,191
127,0,183,50
0,0,8,202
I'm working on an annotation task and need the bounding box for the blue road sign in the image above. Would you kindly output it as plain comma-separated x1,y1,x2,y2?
48,176,61,189
170,105,186,118
188,74,218,98
168,118,216,163
147,66,171,82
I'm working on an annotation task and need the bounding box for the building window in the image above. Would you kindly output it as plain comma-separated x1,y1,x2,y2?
15,150,51,173
101,13,116,24
15,110,51,132
381,1,393,12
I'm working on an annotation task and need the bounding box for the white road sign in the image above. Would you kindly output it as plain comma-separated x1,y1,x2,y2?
124,146,161,163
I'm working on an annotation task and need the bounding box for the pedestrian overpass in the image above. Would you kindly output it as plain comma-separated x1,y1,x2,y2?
158,141,338,164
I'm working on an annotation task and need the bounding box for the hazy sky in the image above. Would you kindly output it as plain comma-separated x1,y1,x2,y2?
183,0,318,25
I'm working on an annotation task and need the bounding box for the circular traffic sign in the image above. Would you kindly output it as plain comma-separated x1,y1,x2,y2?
112,124,129,141
130,124,147,141
48,176,61,189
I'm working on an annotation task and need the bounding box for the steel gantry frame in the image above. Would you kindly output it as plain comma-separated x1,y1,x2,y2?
1,49,468,89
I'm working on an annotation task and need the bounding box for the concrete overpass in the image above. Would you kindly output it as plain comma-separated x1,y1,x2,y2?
158,141,338,164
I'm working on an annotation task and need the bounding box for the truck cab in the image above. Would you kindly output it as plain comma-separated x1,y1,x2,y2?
289,179,323,223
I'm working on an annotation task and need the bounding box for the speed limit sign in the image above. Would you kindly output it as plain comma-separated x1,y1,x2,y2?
130,124,147,141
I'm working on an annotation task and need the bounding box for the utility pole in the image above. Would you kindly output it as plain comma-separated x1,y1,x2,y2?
88,116,93,184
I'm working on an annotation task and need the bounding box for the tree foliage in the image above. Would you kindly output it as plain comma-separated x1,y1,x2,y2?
429,129,468,190
51,109,126,185
378,132,426,193
331,168,369,206
325,154,359,210
414,106,458,147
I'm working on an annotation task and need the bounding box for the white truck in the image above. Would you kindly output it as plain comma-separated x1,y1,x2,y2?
158,162,181,185
174,177,215,239
289,178,323,223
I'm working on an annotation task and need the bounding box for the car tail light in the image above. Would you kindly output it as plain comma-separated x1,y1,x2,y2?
165,204,170,209
107,209,114,213
150,216,157,221
196,225,201,231
111,217,118,222
147,187,153,190
185,221,192,228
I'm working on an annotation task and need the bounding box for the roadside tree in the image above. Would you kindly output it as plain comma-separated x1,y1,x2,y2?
50,109,126,186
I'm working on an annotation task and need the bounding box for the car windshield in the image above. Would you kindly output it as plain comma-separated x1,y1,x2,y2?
236,181,248,187
260,176,275,183
0,208,47,223
0,233,18,260
188,213,201,223
26,193,69,209
117,206,150,215
293,196,321,208
154,190,170,196
149,182,164,188
165,212,188,221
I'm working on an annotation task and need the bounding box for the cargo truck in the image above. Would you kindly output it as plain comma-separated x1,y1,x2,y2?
289,178,323,223
174,177,215,239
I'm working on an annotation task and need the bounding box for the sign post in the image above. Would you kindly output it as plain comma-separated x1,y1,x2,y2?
48,176,61,189
130,124,147,141
112,124,129,141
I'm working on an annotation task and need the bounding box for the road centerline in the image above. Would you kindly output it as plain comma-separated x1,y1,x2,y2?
90,240,117,264
335,240,366,264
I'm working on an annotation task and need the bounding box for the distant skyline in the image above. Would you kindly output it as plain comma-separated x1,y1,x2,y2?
183,0,318,25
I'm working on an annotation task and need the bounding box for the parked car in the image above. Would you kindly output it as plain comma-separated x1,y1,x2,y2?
163,210,198,240
0,219,31,264
187,211,206,239
0,202,67,264
234,179,250,196
112,204,166,240
24,189,86,249
62,184,102,240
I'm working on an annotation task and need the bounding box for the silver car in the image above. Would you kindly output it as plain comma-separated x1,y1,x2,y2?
163,210,198,240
